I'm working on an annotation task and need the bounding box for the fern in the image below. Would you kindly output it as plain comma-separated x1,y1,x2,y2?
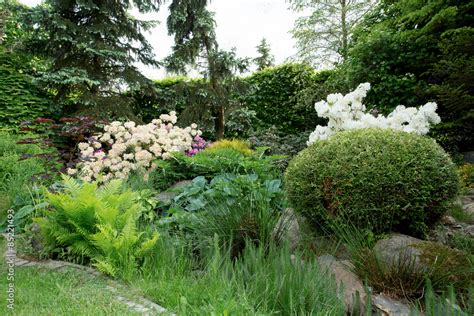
34,176,159,278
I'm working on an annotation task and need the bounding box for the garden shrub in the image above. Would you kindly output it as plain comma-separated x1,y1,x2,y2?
284,128,459,236
207,139,253,156
34,176,159,279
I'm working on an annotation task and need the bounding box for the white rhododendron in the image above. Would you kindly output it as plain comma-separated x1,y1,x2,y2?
307,83,441,145
68,111,202,181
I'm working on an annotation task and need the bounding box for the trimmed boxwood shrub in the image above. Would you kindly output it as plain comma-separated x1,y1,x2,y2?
284,128,459,236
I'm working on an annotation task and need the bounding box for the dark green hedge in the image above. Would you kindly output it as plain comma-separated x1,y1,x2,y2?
241,64,330,134
131,64,332,135
0,52,52,131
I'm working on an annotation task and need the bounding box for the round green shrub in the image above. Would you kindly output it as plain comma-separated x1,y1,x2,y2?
284,128,459,236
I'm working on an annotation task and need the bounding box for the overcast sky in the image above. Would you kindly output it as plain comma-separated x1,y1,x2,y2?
19,0,298,79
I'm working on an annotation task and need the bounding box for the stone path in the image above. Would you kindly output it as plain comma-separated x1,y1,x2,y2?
3,235,172,315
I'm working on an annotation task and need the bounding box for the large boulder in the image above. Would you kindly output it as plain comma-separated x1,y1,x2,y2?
374,233,473,285
272,208,301,251
317,255,366,314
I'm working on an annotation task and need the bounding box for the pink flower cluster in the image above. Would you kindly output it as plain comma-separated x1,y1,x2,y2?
186,135,207,156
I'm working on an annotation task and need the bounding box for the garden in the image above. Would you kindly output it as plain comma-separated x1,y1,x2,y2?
1,0,473,315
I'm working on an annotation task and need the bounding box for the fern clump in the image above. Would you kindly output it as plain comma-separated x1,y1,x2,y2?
34,175,158,279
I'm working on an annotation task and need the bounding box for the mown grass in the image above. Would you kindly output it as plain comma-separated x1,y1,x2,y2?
0,236,146,315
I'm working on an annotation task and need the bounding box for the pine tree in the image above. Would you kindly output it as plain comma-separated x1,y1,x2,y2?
25,0,162,117
165,0,248,139
254,38,274,71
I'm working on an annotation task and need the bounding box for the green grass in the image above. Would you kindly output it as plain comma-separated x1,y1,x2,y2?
0,133,49,218
132,234,345,315
448,204,474,224
0,237,144,315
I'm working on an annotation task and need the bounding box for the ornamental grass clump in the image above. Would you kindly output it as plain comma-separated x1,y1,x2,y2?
285,128,459,236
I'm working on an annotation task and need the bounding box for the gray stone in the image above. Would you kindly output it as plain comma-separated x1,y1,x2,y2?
317,256,366,314
464,225,474,238
372,294,411,316
169,180,193,190
44,260,66,270
15,258,30,266
374,234,424,270
273,208,301,251
441,215,456,226
464,202,474,217
156,191,177,204
156,180,194,204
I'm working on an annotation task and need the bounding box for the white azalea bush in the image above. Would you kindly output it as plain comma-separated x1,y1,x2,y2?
68,111,202,181
308,83,441,145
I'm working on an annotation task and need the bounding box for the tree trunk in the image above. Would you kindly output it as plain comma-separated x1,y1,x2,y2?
214,105,225,139
340,0,348,61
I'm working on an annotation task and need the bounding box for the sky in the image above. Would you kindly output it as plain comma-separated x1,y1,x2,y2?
18,0,299,79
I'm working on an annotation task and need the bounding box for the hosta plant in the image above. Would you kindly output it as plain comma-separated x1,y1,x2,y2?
34,175,159,278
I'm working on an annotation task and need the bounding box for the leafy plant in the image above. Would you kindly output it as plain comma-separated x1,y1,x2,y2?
0,132,50,216
34,176,158,279
148,148,285,191
285,128,459,236
206,139,253,156
159,173,286,257
18,116,107,176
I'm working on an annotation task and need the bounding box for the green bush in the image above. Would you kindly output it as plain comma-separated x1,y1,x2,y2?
35,176,158,279
284,128,459,236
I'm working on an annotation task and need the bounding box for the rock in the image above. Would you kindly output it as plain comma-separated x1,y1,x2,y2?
170,180,193,190
372,294,411,316
317,256,366,314
374,233,472,281
156,180,194,204
273,208,301,251
464,225,474,238
374,234,424,270
155,191,178,204
44,260,67,270
441,215,456,226
464,202,474,217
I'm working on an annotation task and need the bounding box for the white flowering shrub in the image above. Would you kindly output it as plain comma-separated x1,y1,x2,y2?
308,83,441,145
68,111,202,181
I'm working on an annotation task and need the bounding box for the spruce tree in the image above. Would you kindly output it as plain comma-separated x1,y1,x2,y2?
26,0,162,117
165,0,247,139
254,38,274,71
